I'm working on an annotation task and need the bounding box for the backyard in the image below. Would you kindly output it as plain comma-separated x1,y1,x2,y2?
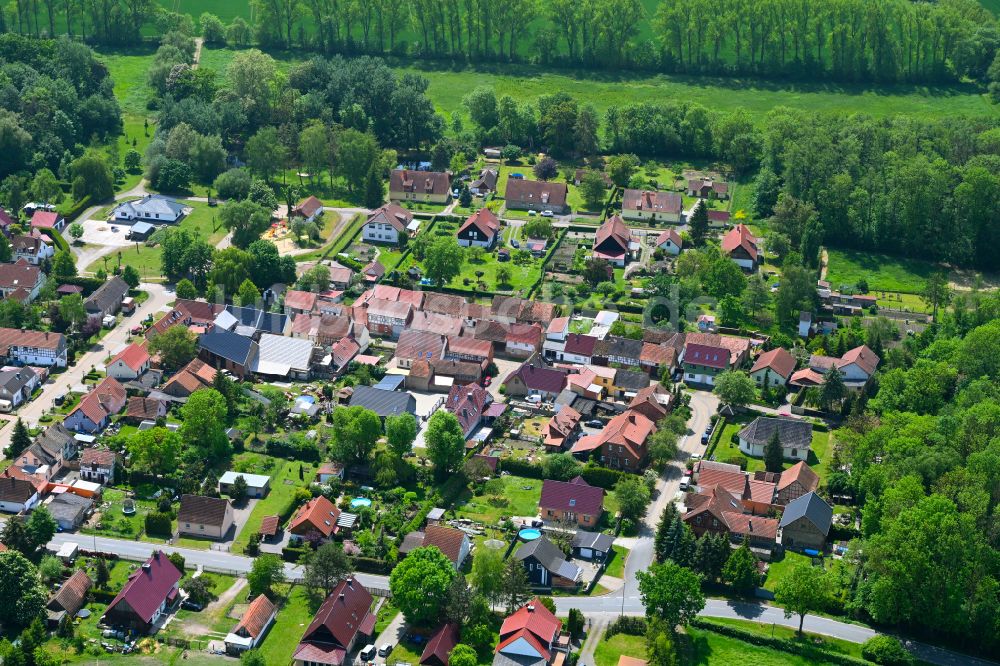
712,415,832,481
824,248,936,295
231,453,317,553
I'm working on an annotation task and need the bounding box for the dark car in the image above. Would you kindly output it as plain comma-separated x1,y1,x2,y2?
181,600,204,612
586,419,603,428
700,432,710,444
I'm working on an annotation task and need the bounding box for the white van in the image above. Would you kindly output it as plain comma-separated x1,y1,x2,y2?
525,394,542,404
359,645,377,662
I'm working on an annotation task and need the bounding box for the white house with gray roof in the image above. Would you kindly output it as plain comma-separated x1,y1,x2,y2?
113,195,186,224
738,416,813,461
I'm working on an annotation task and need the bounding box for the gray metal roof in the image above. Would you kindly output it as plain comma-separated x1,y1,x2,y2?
779,491,833,534
515,536,582,581
117,195,185,219
348,385,416,418
738,416,813,451
253,333,313,376
571,530,614,553
198,330,257,366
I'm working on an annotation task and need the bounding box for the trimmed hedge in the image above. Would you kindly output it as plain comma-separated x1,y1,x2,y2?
39,227,71,253
689,619,869,665
91,588,118,604
606,615,647,637
495,458,638,490
353,556,392,574
144,511,173,536
58,195,91,222
281,546,311,562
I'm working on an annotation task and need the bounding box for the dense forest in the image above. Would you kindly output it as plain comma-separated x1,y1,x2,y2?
1,0,999,87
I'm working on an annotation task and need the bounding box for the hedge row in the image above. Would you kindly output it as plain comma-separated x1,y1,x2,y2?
58,195,91,222
39,227,71,253
689,619,870,666
91,588,118,604
353,556,392,574
496,458,637,491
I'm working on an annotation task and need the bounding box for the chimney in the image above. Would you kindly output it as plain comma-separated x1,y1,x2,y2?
339,593,345,601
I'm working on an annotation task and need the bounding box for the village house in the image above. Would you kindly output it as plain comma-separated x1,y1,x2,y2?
572,409,656,471
161,358,216,398
494,599,569,666
490,296,558,326
0,476,41,513
219,471,271,499
457,208,500,248
774,461,820,506
592,335,643,368
791,345,880,391
445,383,492,437
289,495,344,542
628,383,673,422
363,204,416,245
515,537,583,589
224,593,277,655
395,329,446,369
539,476,604,528
592,215,639,267
410,311,465,338
146,299,223,340
0,328,67,367
640,341,679,378
543,405,582,451
572,530,615,562
253,334,314,381
399,524,472,569
445,335,493,365
284,290,318,317
349,385,416,420
621,189,682,223
749,347,797,388
738,417,813,461
198,330,259,380
124,396,167,424
80,448,117,484
64,377,127,433
11,234,53,265
655,228,683,255
29,210,65,232
470,168,499,195
46,492,92,531
364,298,413,339
106,343,151,381
177,494,235,540
390,169,452,204
291,196,325,223
687,178,729,199
0,259,45,302
0,366,38,411
102,551,182,634
721,224,759,271
503,363,568,401
114,194,185,223
505,323,544,359
779,491,833,551
215,306,291,338
683,484,780,553
85,276,130,324
681,343,734,386
293,577,376,666
505,178,568,214
612,368,650,400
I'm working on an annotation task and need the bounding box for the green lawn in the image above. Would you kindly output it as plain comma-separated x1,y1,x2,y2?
605,545,629,579
85,199,227,277
825,248,937,295
712,418,831,482
374,599,401,635
595,632,646,666
762,550,816,592
452,474,543,525
400,243,544,295
700,618,865,660
231,454,317,553
256,585,315,665
686,626,852,665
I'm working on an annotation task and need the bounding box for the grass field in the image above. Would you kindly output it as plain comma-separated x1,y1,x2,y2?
256,585,315,665
694,618,866,661
192,46,997,124
714,417,831,481
453,474,543,525
686,626,846,665
595,632,646,666
825,248,936,294
231,453,316,553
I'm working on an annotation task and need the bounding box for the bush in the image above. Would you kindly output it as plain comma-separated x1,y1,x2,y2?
606,615,647,637
144,511,173,536
861,636,913,666
579,465,630,490
57,195,91,223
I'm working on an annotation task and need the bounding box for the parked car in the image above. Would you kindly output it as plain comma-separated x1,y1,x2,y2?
511,239,520,248
586,419,603,428
700,432,710,444
359,645,377,662
541,210,554,217
181,600,204,611
679,478,689,491
525,394,542,404
378,644,393,657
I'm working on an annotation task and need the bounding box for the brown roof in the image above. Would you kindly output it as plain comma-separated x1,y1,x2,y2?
390,170,451,196
294,196,324,218
505,178,568,209
697,461,748,495
459,208,500,239
0,260,41,291
721,224,758,262
126,396,162,421
410,312,464,337
259,515,280,536
490,296,558,325
81,447,117,468
594,215,634,255
409,359,432,379
48,569,93,615
421,623,460,666
367,203,414,232
396,329,445,363
177,494,231,528
622,189,682,215
640,342,676,367
421,525,468,566
750,347,796,379
72,377,126,424
446,335,492,359
684,333,750,366
284,290,318,312
422,292,473,318
0,327,64,353
299,577,375,651
234,593,276,639
504,363,568,394
655,228,682,248
539,477,603,518
776,461,820,493
840,345,880,375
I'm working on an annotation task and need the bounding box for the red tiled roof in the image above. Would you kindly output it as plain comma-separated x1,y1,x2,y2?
750,347,796,379
684,343,730,370
300,578,375,652
234,593,276,639
721,224,758,262
564,334,597,357
840,345,880,375
499,598,562,655
622,189,682,215
790,368,825,387
126,396,162,421
81,447,117,468
446,335,492,359
109,343,150,372
285,290,318,312
776,461,819,493
594,215,634,256
294,196,324,218
420,622,459,666
30,210,60,228
391,170,451,196
506,322,542,346
71,377,126,424
289,496,341,537
544,405,581,447
422,525,467,566
259,515,280,536
105,551,181,625
459,208,499,239
396,329,445,362
655,228,682,248
411,312,464,337
0,261,42,291
539,477,603,518
445,383,490,434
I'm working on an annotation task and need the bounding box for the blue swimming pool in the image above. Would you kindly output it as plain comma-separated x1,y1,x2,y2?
518,528,542,541
350,498,373,509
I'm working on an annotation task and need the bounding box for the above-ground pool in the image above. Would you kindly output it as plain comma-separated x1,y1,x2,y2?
518,528,542,541
350,497,373,509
